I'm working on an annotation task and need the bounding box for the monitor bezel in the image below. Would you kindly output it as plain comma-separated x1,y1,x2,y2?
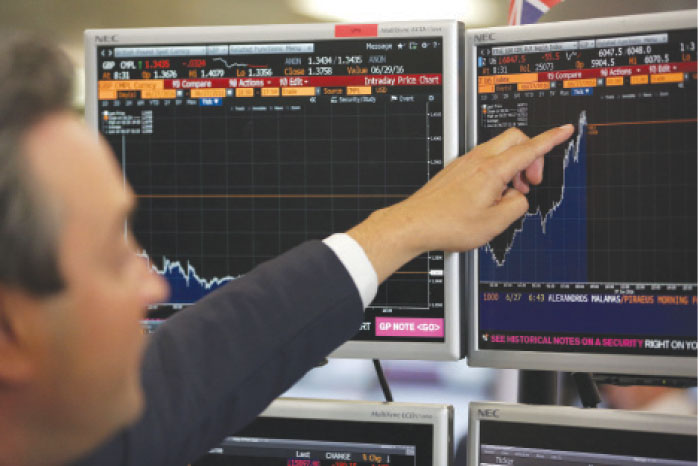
467,401,697,466
84,20,466,360
465,10,698,376
251,397,453,466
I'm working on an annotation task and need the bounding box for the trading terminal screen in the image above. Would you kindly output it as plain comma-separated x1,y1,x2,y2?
475,29,698,357
478,420,697,466
192,416,433,466
96,38,448,342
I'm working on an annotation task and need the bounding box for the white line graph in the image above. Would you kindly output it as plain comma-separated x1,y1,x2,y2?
483,109,587,267
213,57,251,68
140,251,239,293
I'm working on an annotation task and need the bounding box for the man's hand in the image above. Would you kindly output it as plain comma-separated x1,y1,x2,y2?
347,124,575,283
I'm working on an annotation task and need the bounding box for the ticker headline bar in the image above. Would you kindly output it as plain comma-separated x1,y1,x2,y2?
114,44,314,57
478,61,696,86
536,61,696,81
228,43,314,55
490,33,668,56
97,73,442,99
158,74,441,89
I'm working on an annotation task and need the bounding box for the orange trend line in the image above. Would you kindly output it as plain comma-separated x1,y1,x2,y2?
588,118,697,128
137,194,409,199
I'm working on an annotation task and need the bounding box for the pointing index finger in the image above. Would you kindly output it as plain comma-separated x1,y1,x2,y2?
477,126,529,158
494,124,575,183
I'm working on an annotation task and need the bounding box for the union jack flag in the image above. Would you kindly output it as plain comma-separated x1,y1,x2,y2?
508,0,565,25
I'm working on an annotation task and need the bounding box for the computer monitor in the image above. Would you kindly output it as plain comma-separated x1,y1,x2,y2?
468,402,697,466
191,398,453,466
466,10,698,376
84,21,466,360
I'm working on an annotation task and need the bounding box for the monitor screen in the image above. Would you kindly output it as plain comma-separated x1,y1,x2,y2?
468,402,697,466
85,21,466,360
466,10,698,376
192,398,452,466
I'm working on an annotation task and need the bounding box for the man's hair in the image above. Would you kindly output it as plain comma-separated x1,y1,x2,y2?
0,32,74,296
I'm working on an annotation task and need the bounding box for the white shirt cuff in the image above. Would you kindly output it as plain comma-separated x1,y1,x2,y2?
322,233,378,309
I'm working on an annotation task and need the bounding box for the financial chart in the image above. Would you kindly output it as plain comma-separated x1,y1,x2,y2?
476,29,698,356
96,37,447,342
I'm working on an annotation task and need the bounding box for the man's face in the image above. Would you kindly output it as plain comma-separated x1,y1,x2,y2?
19,112,168,457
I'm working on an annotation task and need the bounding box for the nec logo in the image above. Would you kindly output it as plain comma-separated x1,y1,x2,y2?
474,33,496,43
478,408,500,418
95,35,119,43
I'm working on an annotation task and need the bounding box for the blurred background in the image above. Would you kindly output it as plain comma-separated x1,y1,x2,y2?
3,0,696,459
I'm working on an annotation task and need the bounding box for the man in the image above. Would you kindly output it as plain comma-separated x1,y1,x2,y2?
0,33,574,466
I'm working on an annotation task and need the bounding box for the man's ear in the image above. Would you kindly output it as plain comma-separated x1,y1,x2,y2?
0,286,39,385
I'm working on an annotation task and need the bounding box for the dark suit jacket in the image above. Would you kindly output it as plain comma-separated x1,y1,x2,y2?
71,240,363,466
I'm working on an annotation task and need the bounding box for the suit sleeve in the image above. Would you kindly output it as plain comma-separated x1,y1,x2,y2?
70,240,364,466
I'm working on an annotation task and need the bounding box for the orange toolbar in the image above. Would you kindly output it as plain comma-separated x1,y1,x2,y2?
190,89,226,98
517,82,550,91
650,73,684,84
98,80,164,90
563,78,597,89
347,86,372,95
281,87,316,97
142,89,177,99
236,88,254,97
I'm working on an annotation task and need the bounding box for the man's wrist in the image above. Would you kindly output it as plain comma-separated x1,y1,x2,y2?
346,205,423,284
322,233,378,309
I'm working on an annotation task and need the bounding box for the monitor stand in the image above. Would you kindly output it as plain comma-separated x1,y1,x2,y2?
518,370,559,405
571,372,601,408
518,371,603,408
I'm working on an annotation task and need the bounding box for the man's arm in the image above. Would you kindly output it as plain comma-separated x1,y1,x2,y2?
348,125,574,282
71,240,364,466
